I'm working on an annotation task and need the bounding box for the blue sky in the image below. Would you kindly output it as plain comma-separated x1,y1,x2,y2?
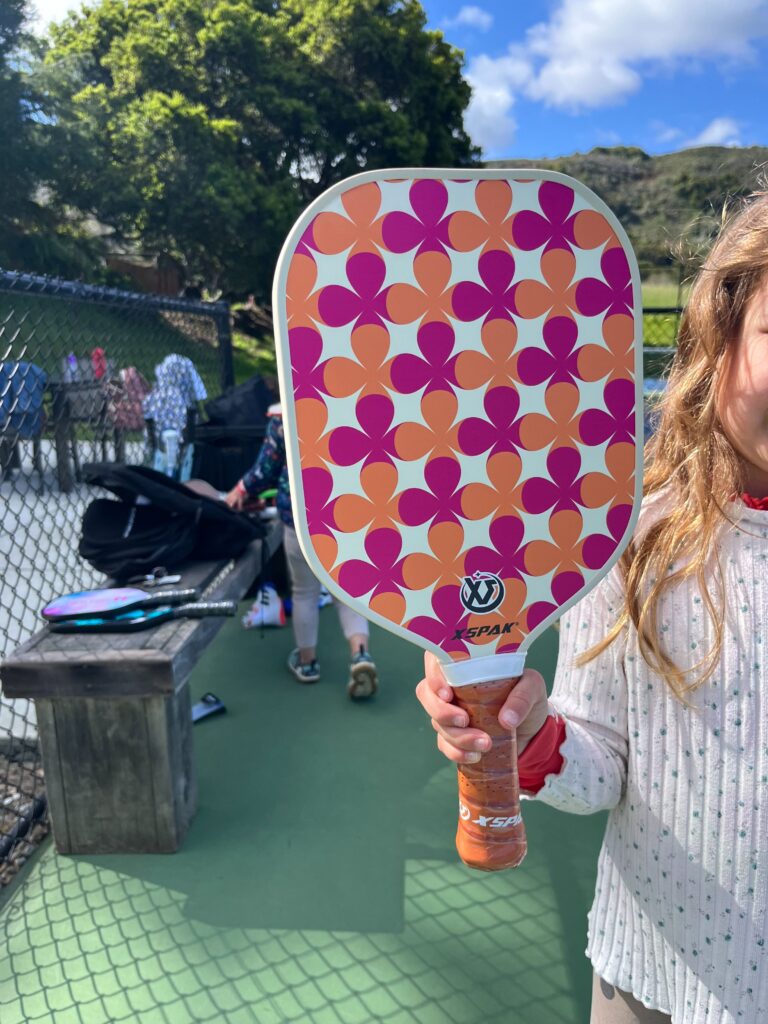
30,0,768,160
424,0,768,159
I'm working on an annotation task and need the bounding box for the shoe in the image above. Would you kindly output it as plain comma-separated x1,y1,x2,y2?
287,648,321,684
347,646,378,700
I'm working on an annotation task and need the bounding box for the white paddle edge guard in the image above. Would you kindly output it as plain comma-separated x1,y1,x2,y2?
439,652,527,686
273,167,645,669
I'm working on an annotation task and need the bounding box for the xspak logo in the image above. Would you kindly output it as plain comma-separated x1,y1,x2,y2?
459,571,505,614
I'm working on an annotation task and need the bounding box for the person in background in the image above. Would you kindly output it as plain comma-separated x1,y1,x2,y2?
416,191,768,1023
226,405,379,700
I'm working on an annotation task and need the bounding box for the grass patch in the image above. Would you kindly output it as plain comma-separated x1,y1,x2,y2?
232,330,276,384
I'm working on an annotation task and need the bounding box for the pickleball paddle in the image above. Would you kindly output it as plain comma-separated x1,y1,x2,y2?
49,601,237,633
273,169,643,870
42,587,201,622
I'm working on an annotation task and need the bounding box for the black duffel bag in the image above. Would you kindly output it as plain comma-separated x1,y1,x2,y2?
79,463,266,580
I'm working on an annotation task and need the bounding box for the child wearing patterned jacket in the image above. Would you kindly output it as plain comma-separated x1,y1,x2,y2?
416,192,768,1023
226,405,379,699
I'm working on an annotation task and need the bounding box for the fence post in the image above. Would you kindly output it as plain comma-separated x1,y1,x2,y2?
215,305,235,392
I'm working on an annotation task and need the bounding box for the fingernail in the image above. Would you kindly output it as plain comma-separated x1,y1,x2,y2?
474,738,490,752
465,752,481,763
439,688,452,700
501,711,519,728
453,716,467,728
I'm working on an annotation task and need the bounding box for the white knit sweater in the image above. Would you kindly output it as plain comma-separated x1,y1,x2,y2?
531,495,768,1023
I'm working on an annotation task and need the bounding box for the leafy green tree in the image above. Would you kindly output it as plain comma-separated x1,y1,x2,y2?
0,1,108,277
42,0,477,295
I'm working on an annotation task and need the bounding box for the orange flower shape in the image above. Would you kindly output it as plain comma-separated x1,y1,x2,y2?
312,532,339,575
323,324,394,399
460,451,524,520
466,578,528,649
296,397,332,469
370,590,407,626
517,381,581,451
394,388,461,462
402,520,467,592
311,182,385,257
514,247,579,322
577,313,635,385
579,441,635,511
286,253,321,329
454,319,518,390
333,460,402,535
524,508,585,577
385,251,454,327
572,209,621,252
448,179,515,254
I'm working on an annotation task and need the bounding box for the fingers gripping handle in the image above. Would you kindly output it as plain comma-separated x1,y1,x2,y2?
452,677,527,871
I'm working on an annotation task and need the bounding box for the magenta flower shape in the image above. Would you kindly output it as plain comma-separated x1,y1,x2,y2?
302,466,337,536
524,600,558,636
457,386,523,457
579,379,635,446
512,181,578,253
318,252,390,329
515,317,581,388
582,503,633,571
295,220,316,257
408,585,472,656
381,179,452,255
551,570,585,607
521,446,586,515
290,326,329,401
575,247,632,318
328,394,399,468
390,322,459,395
464,516,528,583
399,456,465,527
337,528,406,600
452,250,518,325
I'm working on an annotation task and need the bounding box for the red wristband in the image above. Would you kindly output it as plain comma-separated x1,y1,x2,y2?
517,712,567,793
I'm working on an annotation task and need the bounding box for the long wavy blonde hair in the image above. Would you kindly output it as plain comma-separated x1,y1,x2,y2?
582,192,768,698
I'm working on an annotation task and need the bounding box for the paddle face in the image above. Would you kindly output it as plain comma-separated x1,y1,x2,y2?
49,602,236,633
41,587,199,622
273,169,643,678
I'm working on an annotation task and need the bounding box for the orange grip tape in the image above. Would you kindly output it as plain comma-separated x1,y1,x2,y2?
452,677,527,871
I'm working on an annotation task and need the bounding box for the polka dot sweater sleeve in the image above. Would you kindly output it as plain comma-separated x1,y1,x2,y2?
529,568,629,815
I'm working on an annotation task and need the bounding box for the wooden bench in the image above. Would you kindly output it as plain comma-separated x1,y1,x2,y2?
1,522,283,855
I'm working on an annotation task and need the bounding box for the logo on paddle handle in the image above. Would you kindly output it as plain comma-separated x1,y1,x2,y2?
459,572,505,614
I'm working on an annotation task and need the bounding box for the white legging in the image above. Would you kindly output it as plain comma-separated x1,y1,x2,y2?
283,525,369,650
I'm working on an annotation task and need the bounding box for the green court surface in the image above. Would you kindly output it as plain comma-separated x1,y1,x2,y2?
0,612,607,1024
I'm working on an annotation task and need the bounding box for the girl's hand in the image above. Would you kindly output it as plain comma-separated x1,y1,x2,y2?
415,652,550,764
225,482,247,510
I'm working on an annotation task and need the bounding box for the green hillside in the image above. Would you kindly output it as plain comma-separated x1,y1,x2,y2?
487,145,768,280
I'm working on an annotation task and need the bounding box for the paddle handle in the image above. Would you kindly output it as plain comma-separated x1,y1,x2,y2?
452,676,527,871
174,602,237,618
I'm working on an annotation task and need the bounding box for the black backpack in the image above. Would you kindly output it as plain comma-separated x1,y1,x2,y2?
79,463,266,580
204,374,275,427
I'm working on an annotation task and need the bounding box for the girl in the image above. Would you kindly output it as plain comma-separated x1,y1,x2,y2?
416,192,768,1024
226,405,379,699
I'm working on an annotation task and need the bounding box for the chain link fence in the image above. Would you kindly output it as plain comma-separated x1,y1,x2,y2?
0,269,234,883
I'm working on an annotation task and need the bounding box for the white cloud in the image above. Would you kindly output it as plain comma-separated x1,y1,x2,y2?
685,117,742,148
524,0,768,108
465,50,533,154
652,122,683,145
465,0,768,152
444,6,494,32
